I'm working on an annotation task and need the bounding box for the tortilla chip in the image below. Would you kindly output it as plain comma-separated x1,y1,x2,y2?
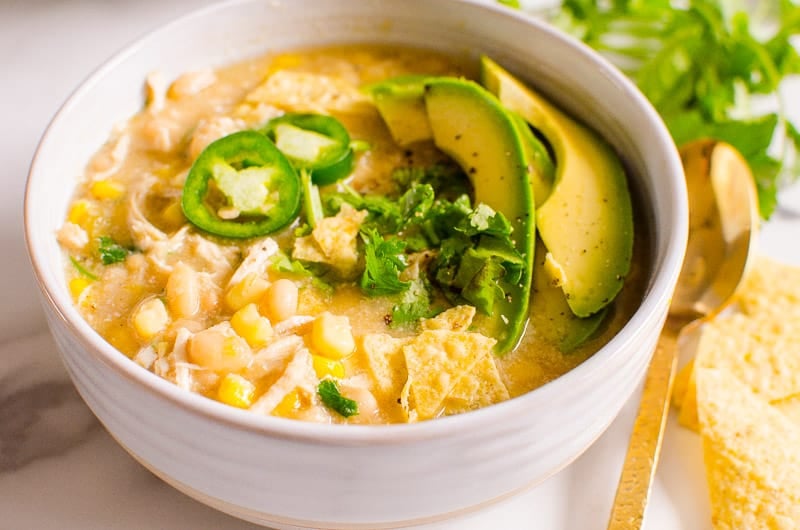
361,333,408,400
402,330,496,420
421,305,476,332
241,70,374,115
772,393,800,426
292,205,367,276
736,256,800,320
442,353,509,415
693,313,800,402
696,367,800,528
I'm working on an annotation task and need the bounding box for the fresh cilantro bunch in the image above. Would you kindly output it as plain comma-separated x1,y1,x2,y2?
551,0,800,217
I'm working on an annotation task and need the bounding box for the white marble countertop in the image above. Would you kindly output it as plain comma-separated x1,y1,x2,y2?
2,1,799,529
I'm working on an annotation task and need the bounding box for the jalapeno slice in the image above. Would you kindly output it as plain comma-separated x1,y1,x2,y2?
181,130,301,239
262,113,354,186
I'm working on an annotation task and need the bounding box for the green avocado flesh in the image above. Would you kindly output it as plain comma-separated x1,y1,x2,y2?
424,78,535,353
530,238,608,353
365,75,433,146
480,56,634,317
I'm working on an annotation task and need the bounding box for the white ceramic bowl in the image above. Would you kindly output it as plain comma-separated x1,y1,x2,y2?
24,1,687,528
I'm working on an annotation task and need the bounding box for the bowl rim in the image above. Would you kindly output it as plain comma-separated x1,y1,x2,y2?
24,0,688,446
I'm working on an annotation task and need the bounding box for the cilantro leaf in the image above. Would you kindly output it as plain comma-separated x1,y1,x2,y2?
391,278,435,327
98,236,129,265
317,379,358,418
359,229,410,296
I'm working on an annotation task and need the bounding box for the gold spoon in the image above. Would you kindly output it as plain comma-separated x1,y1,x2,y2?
607,139,760,529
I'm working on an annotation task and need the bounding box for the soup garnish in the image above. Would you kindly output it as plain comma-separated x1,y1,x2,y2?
58,46,642,423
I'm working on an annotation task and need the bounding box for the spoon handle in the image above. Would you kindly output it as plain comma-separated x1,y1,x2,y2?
607,323,680,529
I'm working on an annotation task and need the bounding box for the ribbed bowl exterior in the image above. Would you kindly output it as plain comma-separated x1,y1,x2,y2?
25,1,687,528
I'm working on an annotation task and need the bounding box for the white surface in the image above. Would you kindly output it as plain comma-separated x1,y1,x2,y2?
1,1,798,529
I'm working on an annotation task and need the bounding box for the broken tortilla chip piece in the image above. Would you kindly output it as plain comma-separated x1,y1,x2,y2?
403,330,496,420
421,305,476,332
735,256,800,320
772,393,800,426
361,333,409,400
443,353,509,415
696,367,800,528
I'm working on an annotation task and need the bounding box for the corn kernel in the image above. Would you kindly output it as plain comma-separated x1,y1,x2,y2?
132,298,170,340
272,389,301,417
311,312,355,360
67,200,92,228
225,273,270,311
312,355,345,379
69,277,93,299
90,179,125,200
217,373,256,408
231,303,273,348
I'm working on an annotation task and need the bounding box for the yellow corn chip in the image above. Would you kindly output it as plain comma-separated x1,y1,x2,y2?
772,393,800,426
736,256,800,320
420,305,476,332
696,367,800,528
402,330,496,420
292,205,367,276
361,333,408,400
442,353,509,415
241,70,374,115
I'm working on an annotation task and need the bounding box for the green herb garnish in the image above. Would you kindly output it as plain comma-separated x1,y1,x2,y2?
317,379,359,418
360,228,410,296
70,256,98,280
97,237,129,265
391,278,435,327
550,0,800,218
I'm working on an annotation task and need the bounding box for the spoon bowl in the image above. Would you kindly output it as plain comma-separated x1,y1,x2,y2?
608,139,760,529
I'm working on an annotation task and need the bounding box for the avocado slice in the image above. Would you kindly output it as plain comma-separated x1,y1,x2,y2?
530,238,608,353
510,112,555,208
481,56,634,317
364,75,433,146
424,78,535,353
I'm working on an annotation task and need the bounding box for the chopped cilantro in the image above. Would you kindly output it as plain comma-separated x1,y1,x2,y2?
97,237,129,265
391,278,435,327
360,229,410,296
318,379,359,418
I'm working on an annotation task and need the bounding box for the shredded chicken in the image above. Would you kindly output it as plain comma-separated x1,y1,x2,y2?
245,335,305,381
168,68,217,99
188,116,245,161
144,71,167,112
227,237,279,289
56,222,89,252
88,133,130,181
273,315,314,336
249,347,317,415
127,174,168,251
170,327,194,391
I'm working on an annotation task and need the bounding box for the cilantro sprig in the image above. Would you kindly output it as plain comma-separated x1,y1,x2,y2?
97,236,130,265
550,0,800,218
317,379,359,418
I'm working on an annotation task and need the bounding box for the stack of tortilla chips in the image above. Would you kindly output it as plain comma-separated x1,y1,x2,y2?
673,257,800,527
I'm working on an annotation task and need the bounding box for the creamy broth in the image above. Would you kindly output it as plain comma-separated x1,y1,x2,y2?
58,46,648,424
